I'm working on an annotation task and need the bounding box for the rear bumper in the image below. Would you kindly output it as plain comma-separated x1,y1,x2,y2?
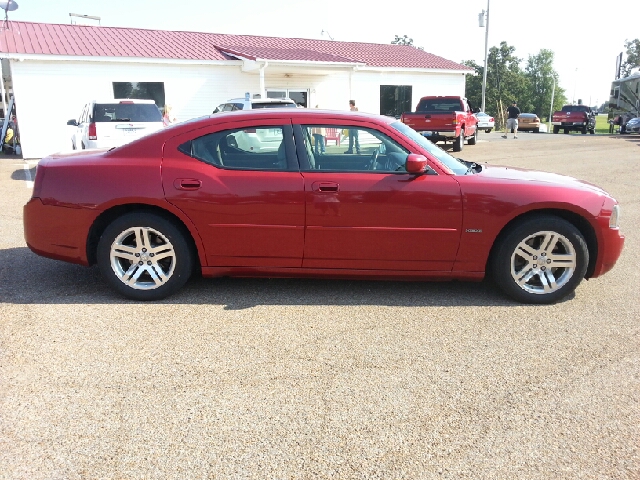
419,131,457,140
23,198,95,266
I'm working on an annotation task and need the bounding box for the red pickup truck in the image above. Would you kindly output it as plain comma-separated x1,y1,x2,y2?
400,96,479,152
551,104,596,134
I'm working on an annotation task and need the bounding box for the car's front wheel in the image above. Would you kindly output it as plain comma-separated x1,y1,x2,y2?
491,216,588,304
97,212,193,300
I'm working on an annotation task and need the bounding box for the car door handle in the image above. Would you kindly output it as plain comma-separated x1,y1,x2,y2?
174,178,202,191
312,181,339,192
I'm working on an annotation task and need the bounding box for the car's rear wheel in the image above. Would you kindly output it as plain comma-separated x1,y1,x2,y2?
534,127,540,133
491,216,588,304
97,212,193,300
564,128,569,134
581,126,587,134
486,128,492,133
453,128,464,152
553,126,559,134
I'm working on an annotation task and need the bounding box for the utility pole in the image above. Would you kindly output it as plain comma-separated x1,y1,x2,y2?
478,0,490,112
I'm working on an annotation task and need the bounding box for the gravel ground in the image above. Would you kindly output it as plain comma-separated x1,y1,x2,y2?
1,133,638,479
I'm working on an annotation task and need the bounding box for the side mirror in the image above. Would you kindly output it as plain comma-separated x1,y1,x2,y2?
67,119,78,126
406,154,428,174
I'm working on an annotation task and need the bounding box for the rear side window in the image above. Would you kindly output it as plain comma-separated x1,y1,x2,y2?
178,126,292,171
92,103,163,122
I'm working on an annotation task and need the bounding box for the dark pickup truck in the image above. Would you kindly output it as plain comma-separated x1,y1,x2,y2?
400,96,479,152
551,104,596,134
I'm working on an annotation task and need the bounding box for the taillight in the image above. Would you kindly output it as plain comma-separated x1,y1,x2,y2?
88,122,97,140
32,164,45,198
490,117,494,122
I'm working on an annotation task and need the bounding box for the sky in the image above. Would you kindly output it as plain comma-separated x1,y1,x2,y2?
7,0,640,107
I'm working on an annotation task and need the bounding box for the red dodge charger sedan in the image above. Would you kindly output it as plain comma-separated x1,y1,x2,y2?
24,109,624,303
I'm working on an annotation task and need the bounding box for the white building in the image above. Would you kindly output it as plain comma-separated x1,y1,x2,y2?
0,22,473,159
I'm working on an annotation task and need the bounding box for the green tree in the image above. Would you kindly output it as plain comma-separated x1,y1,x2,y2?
621,38,640,77
463,41,529,126
524,49,566,119
391,35,424,51
464,42,567,125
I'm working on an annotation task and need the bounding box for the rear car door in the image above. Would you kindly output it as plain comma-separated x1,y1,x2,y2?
162,118,305,268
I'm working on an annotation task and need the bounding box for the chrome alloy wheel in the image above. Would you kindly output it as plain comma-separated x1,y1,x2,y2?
510,230,577,295
109,226,176,290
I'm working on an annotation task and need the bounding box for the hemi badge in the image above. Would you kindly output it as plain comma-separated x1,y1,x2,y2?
466,229,482,233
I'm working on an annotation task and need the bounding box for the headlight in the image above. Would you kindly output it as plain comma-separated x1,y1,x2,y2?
609,204,620,229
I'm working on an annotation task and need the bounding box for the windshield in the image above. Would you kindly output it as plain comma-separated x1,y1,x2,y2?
390,121,468,175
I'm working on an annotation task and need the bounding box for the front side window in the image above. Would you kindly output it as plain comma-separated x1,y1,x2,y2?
178,126,291,171
300,125,410,173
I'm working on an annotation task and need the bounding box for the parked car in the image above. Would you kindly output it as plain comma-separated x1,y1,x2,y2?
25,109,624,304
400,96,479,152
518,113,541,133
475,112,495,133
212,97,297,113
551,104,596,134
68,99,164,150
623,117,640,134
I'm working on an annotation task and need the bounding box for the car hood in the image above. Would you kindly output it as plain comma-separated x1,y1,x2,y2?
476,164,609,195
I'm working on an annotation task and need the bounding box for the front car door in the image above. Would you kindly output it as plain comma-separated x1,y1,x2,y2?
162,118,305,268
293,121,463,272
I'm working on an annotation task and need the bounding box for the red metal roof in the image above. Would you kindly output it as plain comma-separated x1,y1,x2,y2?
0,21,472,71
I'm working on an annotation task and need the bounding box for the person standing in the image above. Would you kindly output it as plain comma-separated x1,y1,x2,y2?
502,101,521,139
345,100,361,154
162,105,176,126
312,126,326,155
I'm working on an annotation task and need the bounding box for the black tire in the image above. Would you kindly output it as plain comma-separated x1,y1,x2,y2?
581,126,587,134
468,128,478,145
490,215,589,304
533,127,540,133
453,129,464,152
589,128,595,134
553,126,559,134
486,128,492,133
564,129,569,134
97,212,193,300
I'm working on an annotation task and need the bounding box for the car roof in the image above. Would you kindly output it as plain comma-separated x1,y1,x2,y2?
519,113,537,117
226,98,296,104
91,99,158,105
204,108,397,124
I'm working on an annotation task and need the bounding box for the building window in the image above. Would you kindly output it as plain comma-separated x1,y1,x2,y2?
113,82,165,108
380,85,412,118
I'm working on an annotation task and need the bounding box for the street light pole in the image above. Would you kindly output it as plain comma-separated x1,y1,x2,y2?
480,0,490,113
548,75,556,132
